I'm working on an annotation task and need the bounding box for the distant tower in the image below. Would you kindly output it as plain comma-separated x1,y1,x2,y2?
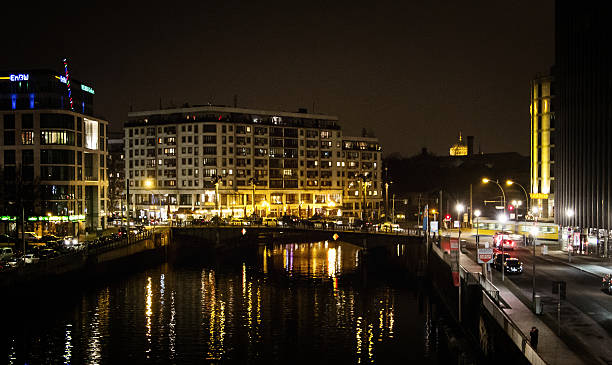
449,132,468,156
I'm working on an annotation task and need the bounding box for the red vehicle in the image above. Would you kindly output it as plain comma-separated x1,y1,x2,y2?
493,231,516,250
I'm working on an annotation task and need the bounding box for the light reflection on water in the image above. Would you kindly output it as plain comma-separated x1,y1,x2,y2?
2,240,454,364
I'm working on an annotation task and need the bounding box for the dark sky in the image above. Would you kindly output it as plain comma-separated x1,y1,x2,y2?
1,1,554,157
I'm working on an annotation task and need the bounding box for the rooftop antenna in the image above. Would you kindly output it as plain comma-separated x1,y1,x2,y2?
233,94,238,108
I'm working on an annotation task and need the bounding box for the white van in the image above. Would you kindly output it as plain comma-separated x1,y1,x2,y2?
0,247,14,260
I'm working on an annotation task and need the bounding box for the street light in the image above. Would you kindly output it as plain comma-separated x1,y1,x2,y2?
144,178,157,234
211,175,224,218
482,178,506,215
357,173,371,223
530,215,538,313
248,177,258,218
456,203,464,247
474,209,481,244
455,202,464,323
506,180,529,220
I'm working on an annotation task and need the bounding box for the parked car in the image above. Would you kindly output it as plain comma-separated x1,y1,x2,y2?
38,249,58,260
19,232,41,243
278,215,298,227
63,236,79,247
262,217,277,227
602,274,612,294
492,253,512,271
379,221,401,232
4,255,23,268
40,234,62,244
229,217,249,226
503,258,524,274
23,253,40,264
0,247,14,260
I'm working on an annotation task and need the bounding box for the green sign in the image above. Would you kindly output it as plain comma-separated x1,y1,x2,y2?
81,84,95,94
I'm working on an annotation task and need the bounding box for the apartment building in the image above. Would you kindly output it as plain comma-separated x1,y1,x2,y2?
124,106,382,221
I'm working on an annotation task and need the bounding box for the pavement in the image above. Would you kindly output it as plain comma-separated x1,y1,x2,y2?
545,250,612,278
456,248,587,365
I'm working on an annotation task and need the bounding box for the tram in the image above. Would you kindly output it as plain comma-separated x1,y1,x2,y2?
474,219,559,241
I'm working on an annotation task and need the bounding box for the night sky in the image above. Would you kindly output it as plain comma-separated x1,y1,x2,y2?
1,1,553,157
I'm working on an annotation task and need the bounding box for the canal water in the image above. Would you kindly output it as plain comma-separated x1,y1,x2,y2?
2,240,470,364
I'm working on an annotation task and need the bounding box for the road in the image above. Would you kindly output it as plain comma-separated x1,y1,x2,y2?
458,234,612,365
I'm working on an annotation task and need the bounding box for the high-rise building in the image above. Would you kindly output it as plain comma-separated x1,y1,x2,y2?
124,106,382,222
530,74,554,220
554,2,612,235
107,133,125,221
0,69,109,234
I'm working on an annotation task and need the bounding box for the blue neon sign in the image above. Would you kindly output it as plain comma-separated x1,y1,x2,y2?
10,74,29,82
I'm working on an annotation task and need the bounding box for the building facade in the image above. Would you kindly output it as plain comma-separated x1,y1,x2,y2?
554,2,612,239
124,106,382,222
0,69,109,234
530,74,554,220
107,133,125,222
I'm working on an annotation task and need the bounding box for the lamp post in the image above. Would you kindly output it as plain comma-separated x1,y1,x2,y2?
506,180,529,221
248,177,257,218
357,173,371,223
456,202,464,323
498,213,508,281
482,178,506,214
474,209,481,245
144,178,156,234
211,175,223,218
528,212,538,312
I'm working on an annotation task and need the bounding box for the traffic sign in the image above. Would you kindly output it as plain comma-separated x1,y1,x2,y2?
477,248,494,263
430,221,439,233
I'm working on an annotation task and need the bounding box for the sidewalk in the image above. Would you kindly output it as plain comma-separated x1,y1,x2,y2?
459,250,586,365
545,250,612,277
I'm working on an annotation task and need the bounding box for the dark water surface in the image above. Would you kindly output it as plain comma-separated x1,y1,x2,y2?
2,241,465,364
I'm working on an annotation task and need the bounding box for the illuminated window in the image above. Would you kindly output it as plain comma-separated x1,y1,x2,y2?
41,131,74,145
21,131,34,145
84,118,99,149
271,194,283,204
283,169,292,176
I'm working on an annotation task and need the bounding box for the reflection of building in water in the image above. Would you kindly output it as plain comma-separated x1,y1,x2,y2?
268,241,359,278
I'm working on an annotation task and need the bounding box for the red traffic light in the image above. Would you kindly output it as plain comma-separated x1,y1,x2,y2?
508,205,514,211
445,214,451,220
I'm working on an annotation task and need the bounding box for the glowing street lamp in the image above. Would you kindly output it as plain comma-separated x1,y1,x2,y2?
456,203,464,245
144,178,157,233
474,209,481,244
506,179,529,220
482,178,506,214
